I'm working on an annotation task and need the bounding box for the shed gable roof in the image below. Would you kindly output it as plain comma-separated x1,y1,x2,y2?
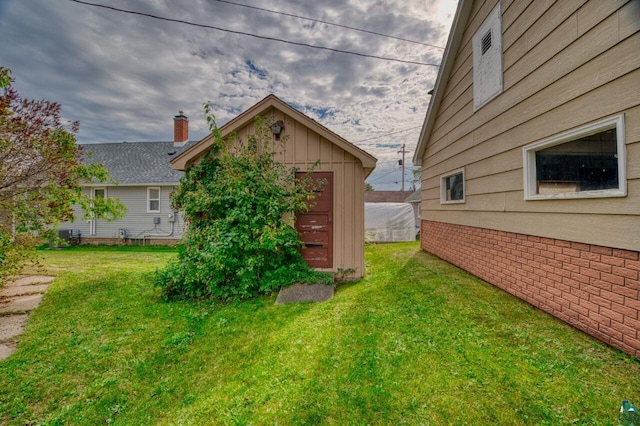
413,0,473,166
171,94,377,174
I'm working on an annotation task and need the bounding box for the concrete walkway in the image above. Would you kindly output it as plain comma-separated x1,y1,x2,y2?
0,275,55,360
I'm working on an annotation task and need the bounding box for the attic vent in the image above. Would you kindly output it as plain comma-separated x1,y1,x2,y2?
168,150,177,156
481,30,492,55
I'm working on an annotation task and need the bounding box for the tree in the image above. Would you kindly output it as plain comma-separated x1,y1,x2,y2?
154,107,330,300
365,183,374,191
0,67,125,282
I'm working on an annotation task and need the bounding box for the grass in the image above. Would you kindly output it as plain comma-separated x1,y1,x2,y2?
1,242,638,424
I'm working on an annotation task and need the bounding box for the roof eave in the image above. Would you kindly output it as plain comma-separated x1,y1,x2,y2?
413,0,473,166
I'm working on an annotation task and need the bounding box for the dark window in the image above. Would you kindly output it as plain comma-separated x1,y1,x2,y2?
445,173,464,201
535,128,618,194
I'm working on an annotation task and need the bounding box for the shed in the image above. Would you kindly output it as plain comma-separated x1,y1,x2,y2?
171,95,377,278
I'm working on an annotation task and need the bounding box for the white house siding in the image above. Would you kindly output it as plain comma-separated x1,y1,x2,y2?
59,185,185,243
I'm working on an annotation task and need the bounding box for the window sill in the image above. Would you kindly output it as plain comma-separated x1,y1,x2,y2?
525,189,627,201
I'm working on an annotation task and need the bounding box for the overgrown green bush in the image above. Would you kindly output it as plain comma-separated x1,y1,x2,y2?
154,109,331,300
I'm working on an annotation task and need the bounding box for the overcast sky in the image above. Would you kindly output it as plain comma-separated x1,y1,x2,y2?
0,0,457,190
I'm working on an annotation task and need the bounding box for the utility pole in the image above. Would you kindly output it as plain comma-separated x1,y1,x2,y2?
398,144,407,191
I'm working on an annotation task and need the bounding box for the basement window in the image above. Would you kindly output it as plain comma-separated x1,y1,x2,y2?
441,168,465,204
523,115,626,200
147,187,161,212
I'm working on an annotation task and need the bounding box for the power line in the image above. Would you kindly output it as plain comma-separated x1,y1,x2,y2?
67,0,441,67
212,0,445,50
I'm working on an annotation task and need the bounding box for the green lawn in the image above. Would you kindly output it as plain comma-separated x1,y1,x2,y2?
1,242,638,424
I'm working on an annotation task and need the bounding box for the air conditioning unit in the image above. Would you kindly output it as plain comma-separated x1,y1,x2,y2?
58,229,72,243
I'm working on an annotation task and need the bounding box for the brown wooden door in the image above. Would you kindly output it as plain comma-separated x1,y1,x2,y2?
295,172,333,268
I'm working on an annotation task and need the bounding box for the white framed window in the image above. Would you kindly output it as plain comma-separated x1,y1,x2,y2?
523,115,626,200
472,3,503,111
147,187,161,212
89,187,106,235
440,168,465,204
93,187,106,200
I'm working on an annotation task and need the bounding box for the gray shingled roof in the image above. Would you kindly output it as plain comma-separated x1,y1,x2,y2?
80,141,193,185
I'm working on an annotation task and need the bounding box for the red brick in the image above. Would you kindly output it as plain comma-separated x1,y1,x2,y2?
625,317,640,331
612,284,638,300
592,280,613,291
627,260,640,271
590,262,612,274
612,267,639,280
579,298,600,312
601,255,626,267
572,242,591,251
599,289,625,305
555,239,572,248
563,248,581,257
571,257,590,268
590,328,612,344
591,245,613,255
573,303,590,317
623,335,640,352
611,320,637,338
565,292,580,305
582,268,601,280
625,278,640,291
581,251,601,262
590,294,612,309
571,272,591,285
599,324,624,342
600,272,625,286
625,298,640,311
614,248,639,261
600,307,624,323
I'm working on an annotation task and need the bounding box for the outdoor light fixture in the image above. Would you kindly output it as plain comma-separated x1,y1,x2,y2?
271,120,284,141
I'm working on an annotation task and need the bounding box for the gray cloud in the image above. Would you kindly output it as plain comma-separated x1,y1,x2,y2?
0,0,455,189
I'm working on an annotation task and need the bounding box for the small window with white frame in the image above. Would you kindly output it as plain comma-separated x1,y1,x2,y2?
441,168,465,204
147,187,161,212
523,115,626,200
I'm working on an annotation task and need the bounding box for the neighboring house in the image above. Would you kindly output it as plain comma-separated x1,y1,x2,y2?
58,113,192,245
171,94,377,278
414,0,640,357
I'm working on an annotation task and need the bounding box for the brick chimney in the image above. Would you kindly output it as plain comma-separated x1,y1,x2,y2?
173,111,188,147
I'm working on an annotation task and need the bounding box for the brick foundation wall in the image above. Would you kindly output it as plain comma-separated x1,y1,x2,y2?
421,220,640,358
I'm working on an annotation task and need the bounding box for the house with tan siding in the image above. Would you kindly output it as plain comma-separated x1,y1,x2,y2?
171,95,377,279
414,0,640,356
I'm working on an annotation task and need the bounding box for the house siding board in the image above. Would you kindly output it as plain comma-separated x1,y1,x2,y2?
59,186,185,241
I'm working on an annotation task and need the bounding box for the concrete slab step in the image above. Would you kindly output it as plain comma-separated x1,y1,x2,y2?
6,276,55,287
0,314,29,341
0,294,44,313
0,342,17,360
1,284,50,298
275,283,335,304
